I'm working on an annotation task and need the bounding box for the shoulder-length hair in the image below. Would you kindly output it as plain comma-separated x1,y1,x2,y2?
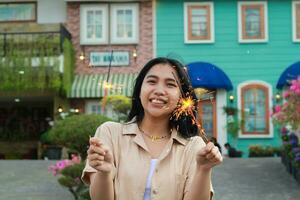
127,57,198,138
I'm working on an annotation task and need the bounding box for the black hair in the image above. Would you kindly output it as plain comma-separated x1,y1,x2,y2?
127,57,198,138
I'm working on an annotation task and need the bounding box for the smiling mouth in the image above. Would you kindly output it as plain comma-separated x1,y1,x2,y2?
150,98,167,105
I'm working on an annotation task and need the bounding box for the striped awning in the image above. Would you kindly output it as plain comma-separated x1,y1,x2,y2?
69,73,138,98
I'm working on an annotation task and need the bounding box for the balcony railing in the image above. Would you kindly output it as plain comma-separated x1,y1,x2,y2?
0,23,71,57
0,24,74,93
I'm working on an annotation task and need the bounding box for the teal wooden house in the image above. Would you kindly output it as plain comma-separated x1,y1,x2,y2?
155,0,300,156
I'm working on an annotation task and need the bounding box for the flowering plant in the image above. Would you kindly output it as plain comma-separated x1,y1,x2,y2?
272,76,300,130
48,155,90,200
48,154,81,176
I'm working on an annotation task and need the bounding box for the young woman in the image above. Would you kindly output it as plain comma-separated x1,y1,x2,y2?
83,57,223,200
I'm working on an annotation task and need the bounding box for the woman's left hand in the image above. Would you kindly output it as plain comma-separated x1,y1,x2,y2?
196,142,223,170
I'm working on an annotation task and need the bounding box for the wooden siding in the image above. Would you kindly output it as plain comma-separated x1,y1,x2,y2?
156,0,299,155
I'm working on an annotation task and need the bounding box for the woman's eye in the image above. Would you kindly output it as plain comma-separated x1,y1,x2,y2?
147,80,156,84
167,83,177,87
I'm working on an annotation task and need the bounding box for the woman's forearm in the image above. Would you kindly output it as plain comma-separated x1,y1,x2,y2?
89,171,114,200
188,167,212,200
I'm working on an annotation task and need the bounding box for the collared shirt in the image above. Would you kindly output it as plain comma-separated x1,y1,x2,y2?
82,120,214,200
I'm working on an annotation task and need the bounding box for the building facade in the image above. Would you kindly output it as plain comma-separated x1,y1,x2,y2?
65,0,153,118
0,0,71,159
155,0,300,155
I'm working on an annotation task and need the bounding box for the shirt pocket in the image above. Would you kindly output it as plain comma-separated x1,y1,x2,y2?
176,174,187,200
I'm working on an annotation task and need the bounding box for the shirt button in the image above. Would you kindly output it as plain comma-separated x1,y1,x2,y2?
153,189,158,194
155,169,158,173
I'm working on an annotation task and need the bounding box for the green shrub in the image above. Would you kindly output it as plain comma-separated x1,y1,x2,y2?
48,114,111,159
104,95,131,122
58,162,90,200
248,145,278,157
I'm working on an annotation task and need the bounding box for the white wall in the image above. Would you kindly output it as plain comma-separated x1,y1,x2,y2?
216,89,227,154
37,0,66,23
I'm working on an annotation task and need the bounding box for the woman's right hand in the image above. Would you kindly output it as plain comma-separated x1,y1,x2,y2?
87,137,113,173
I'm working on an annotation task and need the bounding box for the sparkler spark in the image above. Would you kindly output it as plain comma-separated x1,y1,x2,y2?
171,72,209,144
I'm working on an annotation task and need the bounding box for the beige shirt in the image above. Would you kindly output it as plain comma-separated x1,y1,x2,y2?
82,121,214,200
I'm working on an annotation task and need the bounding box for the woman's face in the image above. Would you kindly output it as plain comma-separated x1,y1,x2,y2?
140,63,181,119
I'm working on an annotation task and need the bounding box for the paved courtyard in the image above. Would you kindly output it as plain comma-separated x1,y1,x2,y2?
0,157,299,200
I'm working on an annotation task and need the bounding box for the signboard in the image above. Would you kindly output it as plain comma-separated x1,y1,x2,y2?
90,51,130,66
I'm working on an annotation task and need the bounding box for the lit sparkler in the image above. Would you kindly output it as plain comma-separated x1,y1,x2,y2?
172,72,209,144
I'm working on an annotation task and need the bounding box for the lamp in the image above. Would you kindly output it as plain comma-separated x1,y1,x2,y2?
79,51,85,61
57,106,63,113
14,98,20,102
275,93,281,103
132,48,137,60
229,95,234,103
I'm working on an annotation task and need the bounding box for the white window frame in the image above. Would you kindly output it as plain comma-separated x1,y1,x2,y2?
184,2,215,44
237,80,273,138
80,4,108,45
110,3,139,44
292,1,300,42
85,100,103,115
238,1,268,43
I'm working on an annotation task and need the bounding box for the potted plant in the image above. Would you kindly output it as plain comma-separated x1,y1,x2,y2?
223,106,238,116
291,147,300,184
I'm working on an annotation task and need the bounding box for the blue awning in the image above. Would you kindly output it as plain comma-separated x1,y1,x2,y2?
187,62,233,91
276,61,300,89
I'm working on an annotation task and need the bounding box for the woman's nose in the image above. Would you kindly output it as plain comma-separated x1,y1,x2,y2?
154,84,166,95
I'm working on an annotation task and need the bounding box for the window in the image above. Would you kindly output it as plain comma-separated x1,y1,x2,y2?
0,2,36,22
238,1,268,43
80,3,138,45
196,90,217,139
239,83,271,137
292,1,300,42
80,4,108,44
85,100,117,120
111,4,139,44
184,2,214,43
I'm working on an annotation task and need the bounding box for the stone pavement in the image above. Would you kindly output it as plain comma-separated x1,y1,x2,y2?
212,157,300,200
0,160,73,200
0,158,299,200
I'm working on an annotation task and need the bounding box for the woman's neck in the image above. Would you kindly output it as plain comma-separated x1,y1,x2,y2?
139,115,170,136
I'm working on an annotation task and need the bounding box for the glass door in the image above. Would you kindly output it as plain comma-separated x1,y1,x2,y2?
196,89,217,138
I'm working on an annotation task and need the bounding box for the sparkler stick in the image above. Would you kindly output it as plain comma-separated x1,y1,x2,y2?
171,72,209,144
101,50,114,113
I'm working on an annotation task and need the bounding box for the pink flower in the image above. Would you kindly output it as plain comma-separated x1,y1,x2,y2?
291,80,297,85
295,89,300,94
274,105,281,113
290,85,296,91
48,156,81,176
296,105,300,111
71,154,81,164
283,91,289,98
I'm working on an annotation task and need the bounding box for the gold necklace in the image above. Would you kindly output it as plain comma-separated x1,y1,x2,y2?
139,127,172,142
